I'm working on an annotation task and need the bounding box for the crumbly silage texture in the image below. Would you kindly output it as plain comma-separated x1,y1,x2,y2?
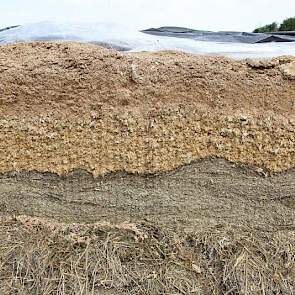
0,42,295,175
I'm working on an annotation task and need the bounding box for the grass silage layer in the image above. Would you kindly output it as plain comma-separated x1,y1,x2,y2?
0,215,294,295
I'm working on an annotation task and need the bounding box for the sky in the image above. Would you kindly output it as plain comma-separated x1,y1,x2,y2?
0,0,294,32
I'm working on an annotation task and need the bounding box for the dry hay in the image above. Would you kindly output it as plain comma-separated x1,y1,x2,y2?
0,216,294,295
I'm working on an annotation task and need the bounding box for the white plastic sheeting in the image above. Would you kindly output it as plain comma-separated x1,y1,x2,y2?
0,21,295,59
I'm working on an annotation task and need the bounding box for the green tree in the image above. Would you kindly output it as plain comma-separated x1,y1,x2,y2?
253,22,278,33
279,17,295,31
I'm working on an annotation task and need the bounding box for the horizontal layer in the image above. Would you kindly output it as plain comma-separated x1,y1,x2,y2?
1,214,294,294
1,158,295,230
1,109,295,174
1,42,295,174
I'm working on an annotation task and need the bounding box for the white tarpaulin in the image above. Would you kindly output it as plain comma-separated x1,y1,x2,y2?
1,22,295,59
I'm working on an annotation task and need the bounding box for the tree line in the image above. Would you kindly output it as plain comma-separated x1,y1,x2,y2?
253,17,295,33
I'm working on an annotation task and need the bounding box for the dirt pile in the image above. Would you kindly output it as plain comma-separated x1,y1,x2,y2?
0,42,295,294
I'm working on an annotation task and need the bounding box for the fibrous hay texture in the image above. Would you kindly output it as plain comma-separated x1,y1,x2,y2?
0,216,294,295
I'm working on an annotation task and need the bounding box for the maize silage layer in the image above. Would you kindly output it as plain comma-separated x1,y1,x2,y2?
0,42,295,294
1,42,295,174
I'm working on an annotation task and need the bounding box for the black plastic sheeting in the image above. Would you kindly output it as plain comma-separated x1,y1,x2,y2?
142,27,295,44
0,25,19,33
1,24,295,45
